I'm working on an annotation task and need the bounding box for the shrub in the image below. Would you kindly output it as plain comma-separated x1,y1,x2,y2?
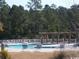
0,50,11,59
50,51,79,59
50,51,65,59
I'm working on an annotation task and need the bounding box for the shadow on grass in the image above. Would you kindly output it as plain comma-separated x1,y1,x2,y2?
50,51,79,59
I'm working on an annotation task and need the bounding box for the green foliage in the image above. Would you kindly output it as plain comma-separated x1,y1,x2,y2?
0,0,6,8
1,50,11,59
0,43,11,59
0,0,79,39
27,0,42,10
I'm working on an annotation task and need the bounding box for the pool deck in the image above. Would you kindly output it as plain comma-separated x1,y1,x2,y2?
0,47,79,52
0,43,79,52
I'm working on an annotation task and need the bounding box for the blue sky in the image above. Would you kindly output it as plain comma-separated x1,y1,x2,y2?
5,0,79,9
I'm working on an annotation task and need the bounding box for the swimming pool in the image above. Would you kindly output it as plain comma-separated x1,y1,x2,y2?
8,45,23,49
6,43,38,49
27,44,37,49
5,43,61,49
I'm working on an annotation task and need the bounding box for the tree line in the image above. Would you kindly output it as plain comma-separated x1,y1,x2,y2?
0,0,79,39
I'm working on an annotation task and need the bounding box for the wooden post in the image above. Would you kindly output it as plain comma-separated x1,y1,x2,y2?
40,34,43,44
77,32,79,43
63,33,65,44
69,32,71,43
76,31,79,43
45,34,46,43
44,34,47,44
46,34,48,43
52,34,54,43
66,33,69,43
76,31,78,43
57,32,60,44
42,34,44,43
74,32,77,43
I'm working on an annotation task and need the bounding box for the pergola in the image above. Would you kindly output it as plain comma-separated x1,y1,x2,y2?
39,32,79,44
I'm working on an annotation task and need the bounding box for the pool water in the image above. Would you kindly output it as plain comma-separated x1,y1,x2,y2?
27,44,37,49
8,45,23,49
6,43,61,49
7,44,37,49
22,45,27,49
